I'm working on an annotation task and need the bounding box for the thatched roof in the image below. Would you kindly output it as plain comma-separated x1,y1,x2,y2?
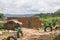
4,20,22,30
8,20,22,25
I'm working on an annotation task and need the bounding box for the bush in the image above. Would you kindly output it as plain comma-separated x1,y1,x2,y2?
41,17,57,27
0,23,4,29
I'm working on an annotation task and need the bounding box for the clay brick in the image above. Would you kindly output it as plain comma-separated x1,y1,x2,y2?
6,17,42,29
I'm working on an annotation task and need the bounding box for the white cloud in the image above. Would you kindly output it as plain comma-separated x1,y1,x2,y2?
0,0,60,14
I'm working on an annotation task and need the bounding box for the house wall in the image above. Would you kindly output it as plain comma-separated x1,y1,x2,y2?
7,17,42,29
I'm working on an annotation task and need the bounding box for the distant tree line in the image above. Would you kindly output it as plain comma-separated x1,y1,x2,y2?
34,9,60,18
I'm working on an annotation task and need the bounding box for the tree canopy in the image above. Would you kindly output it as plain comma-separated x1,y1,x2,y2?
34,9,60,18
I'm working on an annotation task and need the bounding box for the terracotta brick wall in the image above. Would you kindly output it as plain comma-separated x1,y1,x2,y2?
7,17,42,29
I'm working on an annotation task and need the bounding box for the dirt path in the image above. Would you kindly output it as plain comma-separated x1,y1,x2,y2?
20,28,60,40
0,28,60,40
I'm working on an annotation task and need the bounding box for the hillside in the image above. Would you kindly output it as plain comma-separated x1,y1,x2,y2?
3,14,35,17
34,9,60,18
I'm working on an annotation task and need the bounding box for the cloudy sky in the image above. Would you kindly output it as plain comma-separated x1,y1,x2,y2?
0,0,60,14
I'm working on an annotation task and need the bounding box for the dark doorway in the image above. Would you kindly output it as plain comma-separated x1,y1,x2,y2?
28,20,32,28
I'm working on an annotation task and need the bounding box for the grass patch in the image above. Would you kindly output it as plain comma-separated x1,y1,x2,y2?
0,23,4,29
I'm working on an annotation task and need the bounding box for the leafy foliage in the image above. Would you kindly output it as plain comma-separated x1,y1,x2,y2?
41,17,57,27
0,13,3,18
0,23,4,29
34,9,60,27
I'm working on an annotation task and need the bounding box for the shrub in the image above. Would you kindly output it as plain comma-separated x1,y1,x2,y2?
0,23,4,29
41,17,57,27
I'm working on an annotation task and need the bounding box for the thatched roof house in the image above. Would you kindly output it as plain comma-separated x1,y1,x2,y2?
4,20,20,30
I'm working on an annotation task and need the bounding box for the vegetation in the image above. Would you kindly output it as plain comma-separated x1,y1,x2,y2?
0,13,3,18
41,17,57,26
34,9,60,27
35,9,60,18
0,23,4,29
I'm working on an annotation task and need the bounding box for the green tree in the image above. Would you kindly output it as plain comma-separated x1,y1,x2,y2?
54,9,60,17
0,13,3,18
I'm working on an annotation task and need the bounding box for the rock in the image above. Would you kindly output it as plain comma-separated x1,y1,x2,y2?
0,31,2,35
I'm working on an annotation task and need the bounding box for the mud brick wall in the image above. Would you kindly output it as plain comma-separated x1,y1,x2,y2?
29,17,42,29
7,17,42,29
18,17,29,28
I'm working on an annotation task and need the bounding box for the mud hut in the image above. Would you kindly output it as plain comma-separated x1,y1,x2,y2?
4,20,22,30
6,17,42,29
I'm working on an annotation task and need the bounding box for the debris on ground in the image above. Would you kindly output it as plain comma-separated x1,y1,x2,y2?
0,28,60,40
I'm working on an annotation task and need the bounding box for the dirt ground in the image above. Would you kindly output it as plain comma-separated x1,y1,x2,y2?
0,28,60,40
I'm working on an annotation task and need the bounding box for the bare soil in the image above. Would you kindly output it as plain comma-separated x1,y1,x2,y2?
0,28,60,40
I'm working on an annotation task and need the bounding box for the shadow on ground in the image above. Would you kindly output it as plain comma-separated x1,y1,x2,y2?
53,34,60,40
